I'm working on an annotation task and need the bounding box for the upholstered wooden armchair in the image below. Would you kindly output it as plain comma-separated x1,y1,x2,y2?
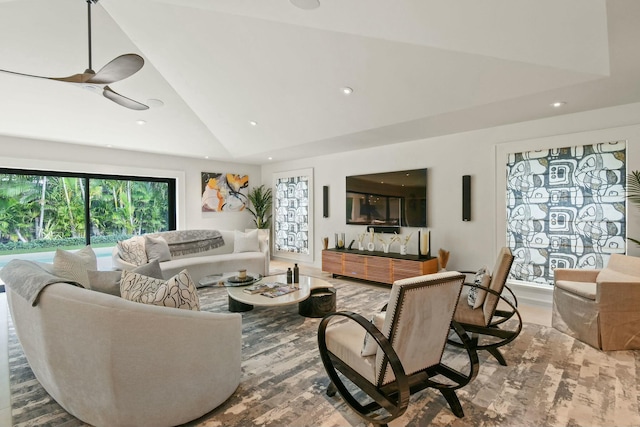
448,247,522,366
317,271,479,427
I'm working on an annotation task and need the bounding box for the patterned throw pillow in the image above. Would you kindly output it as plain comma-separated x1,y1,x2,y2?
467,266,490,309
361,311,387,356
117,236,148,266
53,246,98,288
120,269,200,311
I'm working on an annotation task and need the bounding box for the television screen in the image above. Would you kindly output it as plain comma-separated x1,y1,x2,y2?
346,168,427,228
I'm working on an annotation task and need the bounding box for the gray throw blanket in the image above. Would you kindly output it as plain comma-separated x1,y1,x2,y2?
0,259,78,306
148,229,225,257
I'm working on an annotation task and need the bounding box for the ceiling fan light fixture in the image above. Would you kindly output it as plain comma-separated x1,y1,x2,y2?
147,98,164,108
290,0,320,10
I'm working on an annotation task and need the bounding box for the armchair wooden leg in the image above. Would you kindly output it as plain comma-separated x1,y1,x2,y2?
439,389,464,418
327,381,338,397
487,347,507,366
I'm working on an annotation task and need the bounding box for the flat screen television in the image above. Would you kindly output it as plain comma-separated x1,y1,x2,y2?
346,168,427,228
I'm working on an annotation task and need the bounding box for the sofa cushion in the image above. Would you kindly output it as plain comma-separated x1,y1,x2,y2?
117,236,148,266
555,280,597,300
53,246,97,288
120,269,200,311
467,266,489,309
89,260,164,296
233,229,259,253
144,235,172,262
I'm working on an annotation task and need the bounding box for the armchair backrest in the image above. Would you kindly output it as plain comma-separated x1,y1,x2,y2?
482,247,514,325
375,271,465,386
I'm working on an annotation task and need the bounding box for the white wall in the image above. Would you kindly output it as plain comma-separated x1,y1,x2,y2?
261,102,640,275
0,135,261,232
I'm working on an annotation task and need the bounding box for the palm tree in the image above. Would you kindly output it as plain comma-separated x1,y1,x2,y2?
247,185,273,229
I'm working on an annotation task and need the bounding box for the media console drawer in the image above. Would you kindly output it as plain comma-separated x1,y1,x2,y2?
322,249,437,285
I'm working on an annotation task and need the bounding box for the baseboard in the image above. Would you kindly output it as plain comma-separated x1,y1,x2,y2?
508,280,552,308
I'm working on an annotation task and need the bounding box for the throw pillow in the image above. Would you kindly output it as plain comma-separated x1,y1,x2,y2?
233,229,260,253
117,236,148,266
53,246,97,288
361,311,387,356
120,269,200,311
144,235,172,262
88,260,164,296
467,266,490,309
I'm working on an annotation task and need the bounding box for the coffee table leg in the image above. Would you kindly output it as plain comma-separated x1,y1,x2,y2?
228,295,253,312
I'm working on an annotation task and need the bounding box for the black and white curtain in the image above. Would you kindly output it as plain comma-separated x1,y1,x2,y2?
506,141,626,285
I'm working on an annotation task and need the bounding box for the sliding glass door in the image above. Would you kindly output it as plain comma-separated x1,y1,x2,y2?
0,168,175,266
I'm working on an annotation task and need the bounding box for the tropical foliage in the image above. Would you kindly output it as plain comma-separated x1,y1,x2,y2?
0,173,170,252
246,185,273,229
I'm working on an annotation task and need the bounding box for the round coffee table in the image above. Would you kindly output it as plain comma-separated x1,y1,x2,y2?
225,274,333,313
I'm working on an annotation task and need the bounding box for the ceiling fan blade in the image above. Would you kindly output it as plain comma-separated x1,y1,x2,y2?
0,68,94,83
87,54,144,84
103,85,149,110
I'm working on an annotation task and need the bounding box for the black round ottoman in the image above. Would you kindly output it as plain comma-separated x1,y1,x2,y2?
299,287,336,318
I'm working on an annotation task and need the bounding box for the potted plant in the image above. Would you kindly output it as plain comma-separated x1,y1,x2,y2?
628,170,640,246
247,185,273,229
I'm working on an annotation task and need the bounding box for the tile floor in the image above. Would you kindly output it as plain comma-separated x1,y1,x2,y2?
0,261,552,426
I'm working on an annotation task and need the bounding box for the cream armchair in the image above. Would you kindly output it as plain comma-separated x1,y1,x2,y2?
552,253,640,351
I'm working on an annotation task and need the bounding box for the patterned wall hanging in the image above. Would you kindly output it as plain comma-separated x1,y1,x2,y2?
273,168,313,260
201,172,249,212
506,141,626,285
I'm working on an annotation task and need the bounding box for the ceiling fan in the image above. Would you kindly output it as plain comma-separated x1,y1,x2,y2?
0,0,148,110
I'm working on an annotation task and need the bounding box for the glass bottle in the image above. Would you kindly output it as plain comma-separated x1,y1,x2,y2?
293,263,299,283
287,267,293,284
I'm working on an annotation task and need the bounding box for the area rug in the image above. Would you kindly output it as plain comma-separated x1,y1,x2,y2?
7,277,640,427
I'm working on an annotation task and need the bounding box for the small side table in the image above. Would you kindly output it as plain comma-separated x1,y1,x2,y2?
298,287,336,318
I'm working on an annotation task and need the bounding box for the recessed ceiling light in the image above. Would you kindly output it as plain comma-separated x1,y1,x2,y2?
341,87,353,95
290,0,320,10
204,156,209,159
249,120,258,126
105,144,112,148
551,101,567,108
268,157,273,160
136,120,147,125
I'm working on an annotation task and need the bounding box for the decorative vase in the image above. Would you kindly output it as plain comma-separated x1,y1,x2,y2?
400,244,407,255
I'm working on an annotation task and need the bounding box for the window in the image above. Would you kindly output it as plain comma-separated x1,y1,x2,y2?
273,168,314,262
506,141,626,285
0,168,175,263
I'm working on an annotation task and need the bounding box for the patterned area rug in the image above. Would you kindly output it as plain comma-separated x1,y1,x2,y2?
7,277,640,427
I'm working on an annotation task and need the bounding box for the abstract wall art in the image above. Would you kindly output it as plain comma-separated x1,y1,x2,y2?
201,172,249,212
506,141,626,285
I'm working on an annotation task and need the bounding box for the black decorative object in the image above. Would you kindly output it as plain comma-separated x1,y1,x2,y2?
462,175,471,222
323,185,329,218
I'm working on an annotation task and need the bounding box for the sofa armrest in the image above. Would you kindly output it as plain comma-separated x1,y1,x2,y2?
596,268,640,311
554,268,600,283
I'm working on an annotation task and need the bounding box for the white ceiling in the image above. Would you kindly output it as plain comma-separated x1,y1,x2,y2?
0,0,639,165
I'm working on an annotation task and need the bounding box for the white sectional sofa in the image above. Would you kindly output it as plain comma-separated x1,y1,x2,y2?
112,229,270,285
1,259,242,427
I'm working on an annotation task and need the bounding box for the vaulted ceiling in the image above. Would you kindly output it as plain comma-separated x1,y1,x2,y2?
0,0,639,164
